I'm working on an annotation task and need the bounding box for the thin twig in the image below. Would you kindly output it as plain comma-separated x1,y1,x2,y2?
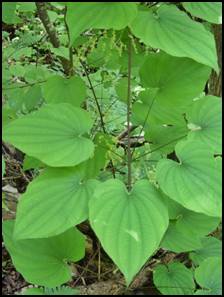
78,59,106,133
76,55,116,178
102,134,187,180
131,94,157,158
133,134,187,162
73,250,99,286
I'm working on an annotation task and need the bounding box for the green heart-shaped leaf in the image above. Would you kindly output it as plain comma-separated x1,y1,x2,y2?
156,140,221,217
190,237,222,266
194,257,222,295
186,95,222,154
166,197,220,237
3,103,94,167
14,167,99,239
161,221,202,252
133,52,210,154
139,52,211,113
67,2,137,44
3,220,85,287
153,262,195,295
89,179,169,285
130,5,218,70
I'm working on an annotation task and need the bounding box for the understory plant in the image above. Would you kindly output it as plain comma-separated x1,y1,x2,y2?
2,2,222,295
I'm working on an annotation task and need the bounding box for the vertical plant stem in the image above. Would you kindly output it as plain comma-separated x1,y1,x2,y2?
77,55,116,178
78,59,106,133
127,35,132,191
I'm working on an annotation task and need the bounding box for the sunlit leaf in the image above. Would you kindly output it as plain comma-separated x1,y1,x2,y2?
14,167,99,239
130,5,218,70
67,2,138,44
3,103,94,167
89,179,169,284
3,220,85,287
183,2,222,24
153,262,195,295
186,95,222,154
194,257,222,295
156,140,222,217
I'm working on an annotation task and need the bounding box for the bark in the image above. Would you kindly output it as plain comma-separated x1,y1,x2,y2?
35,2,71,76
209,24,222,97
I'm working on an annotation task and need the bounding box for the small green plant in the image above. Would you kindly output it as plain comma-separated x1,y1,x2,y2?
2,2,222,295
22,286,79,295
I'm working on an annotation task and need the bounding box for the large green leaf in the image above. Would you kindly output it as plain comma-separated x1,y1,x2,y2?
166,198,220,237
139,52,211,111
186,96,222,154
42,75,86,107
132,94,188,155
161,221,202,253
132,53,210,153
156,140,222,217
153,262,195,295
3,220,85,287
130,5,218,70
190,237,222,266
14,167,99,239
67,2,138,44
89,179,169,285
183,2,222,24
3,103,94,167
194,257,222,295
160,197,220,253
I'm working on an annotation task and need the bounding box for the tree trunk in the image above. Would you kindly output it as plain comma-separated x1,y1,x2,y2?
35,2,71,76
209,24,222,97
